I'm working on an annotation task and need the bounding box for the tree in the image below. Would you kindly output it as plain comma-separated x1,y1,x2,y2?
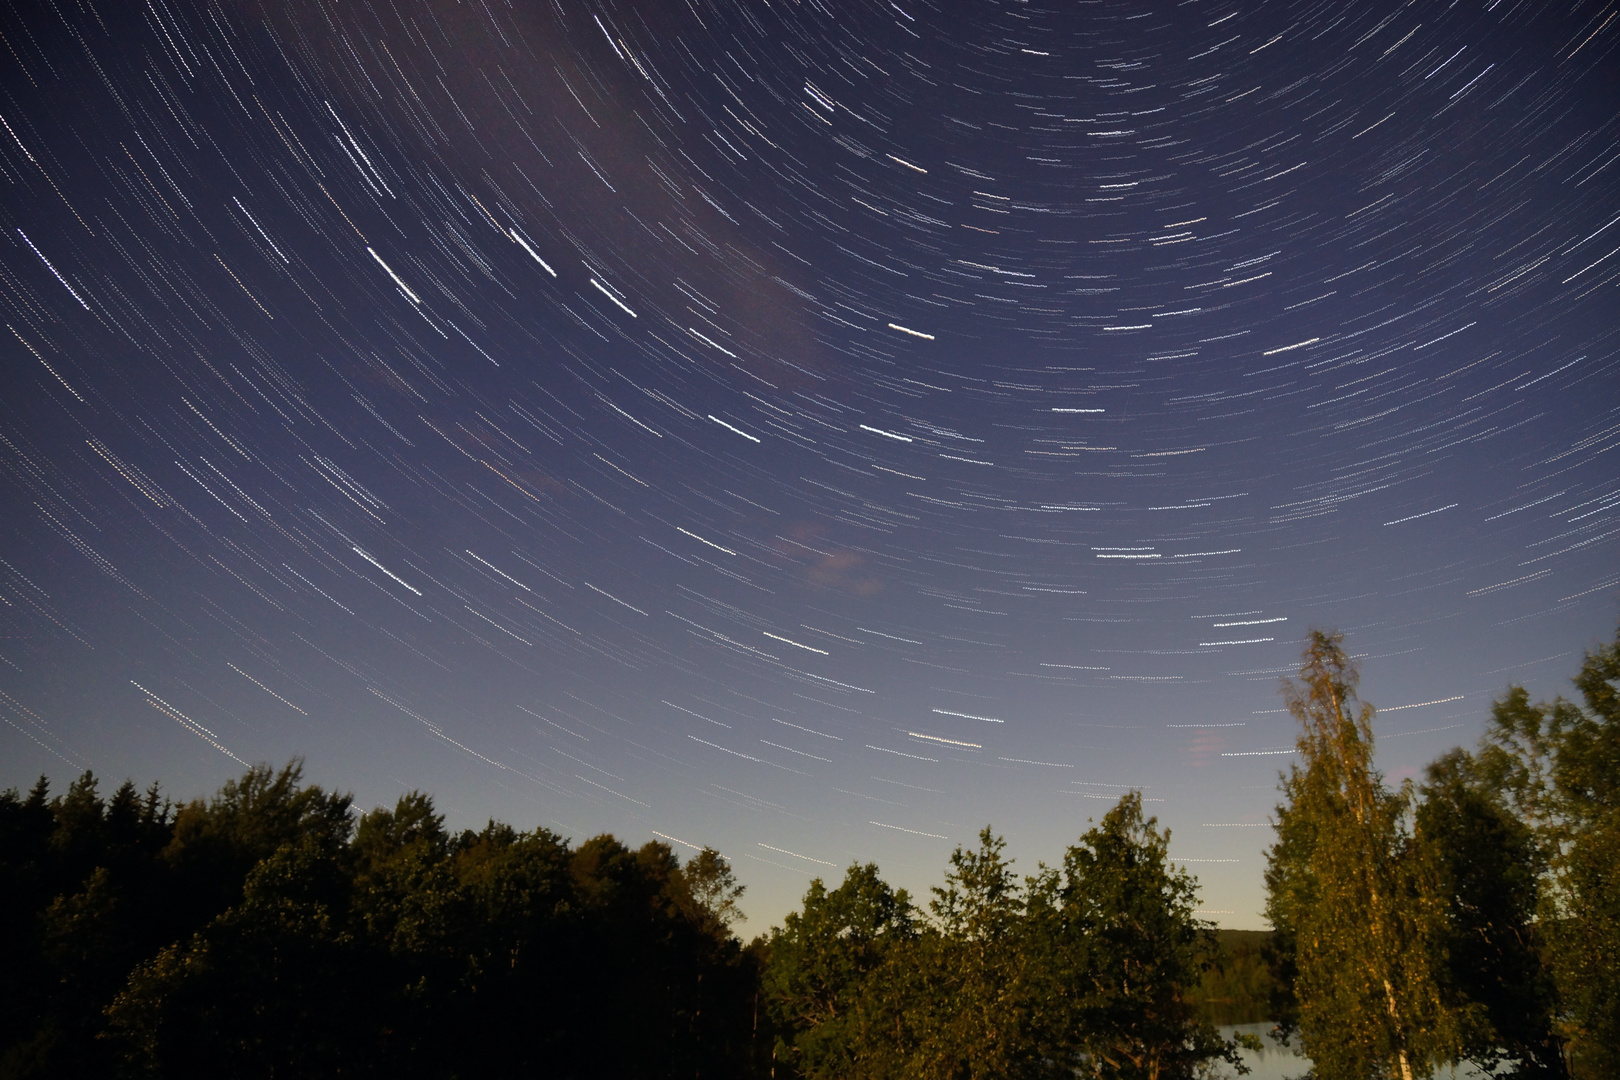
1474,627,1620,1077
1044,792,1240,1080
906,828,1045,1080
158,760,354,943
0,774,173,1078
1264,630,1462,1080
678,846,747,938
1417,749,1566,1077
764,862,917,1080
104,837,370,1078
766,805,1239,1080
3,761,769,1078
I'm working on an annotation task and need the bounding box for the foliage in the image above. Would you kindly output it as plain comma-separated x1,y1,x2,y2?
1416,749,1566,1078
1470,628,1620,1078
765,797,1242,1080
1044,792,1239,1080
0,773,172,1077
0,761,758,1079
4,760,1237,1079
904,828,1047,1080
8,631,1615,1078
762,862,917,1080
1264,630,1465,1080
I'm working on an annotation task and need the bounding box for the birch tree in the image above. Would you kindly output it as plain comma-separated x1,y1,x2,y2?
1264,631,1461,1080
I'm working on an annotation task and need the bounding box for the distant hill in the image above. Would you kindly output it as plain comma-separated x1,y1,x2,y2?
1196,929,1278,1026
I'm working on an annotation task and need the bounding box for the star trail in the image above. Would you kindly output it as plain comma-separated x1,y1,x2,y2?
1,0,1616,927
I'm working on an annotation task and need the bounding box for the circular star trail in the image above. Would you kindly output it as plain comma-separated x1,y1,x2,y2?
1,0,1616,925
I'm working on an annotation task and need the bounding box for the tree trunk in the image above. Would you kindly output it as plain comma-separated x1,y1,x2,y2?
1382,975,1413,1080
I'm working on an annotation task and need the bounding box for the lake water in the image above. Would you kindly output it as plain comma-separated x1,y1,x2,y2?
1211,1025,1491,1079
1211,1023,1310,1080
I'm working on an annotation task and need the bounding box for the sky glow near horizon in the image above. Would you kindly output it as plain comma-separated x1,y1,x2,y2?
0,0,1617,930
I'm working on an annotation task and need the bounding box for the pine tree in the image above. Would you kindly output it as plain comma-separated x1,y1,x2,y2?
1264,630,1462,1080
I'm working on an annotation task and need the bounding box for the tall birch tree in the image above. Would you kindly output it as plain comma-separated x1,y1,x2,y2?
1264,631,1462,1080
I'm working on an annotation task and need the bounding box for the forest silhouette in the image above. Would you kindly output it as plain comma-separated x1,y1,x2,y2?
2,626,1615,1078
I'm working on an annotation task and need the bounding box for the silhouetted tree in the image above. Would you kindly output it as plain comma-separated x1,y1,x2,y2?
1472,627,1620,1077
106,836,368,1078
0,773,172,1078
1,762,762,1078
1417,748,1566,1077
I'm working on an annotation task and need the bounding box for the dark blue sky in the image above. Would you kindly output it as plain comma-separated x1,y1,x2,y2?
1,0,1616,929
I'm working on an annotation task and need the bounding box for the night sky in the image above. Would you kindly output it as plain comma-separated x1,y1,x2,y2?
2,0,1617,929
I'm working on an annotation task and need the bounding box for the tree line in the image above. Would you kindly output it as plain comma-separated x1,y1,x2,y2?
1264,628,1618,1079
0,766,759,1077
1,625,1615,1078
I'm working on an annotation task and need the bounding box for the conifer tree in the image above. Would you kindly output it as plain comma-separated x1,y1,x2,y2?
1264,631,1461,1080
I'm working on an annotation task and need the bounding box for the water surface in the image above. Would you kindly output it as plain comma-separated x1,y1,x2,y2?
1213,1025,1491,1079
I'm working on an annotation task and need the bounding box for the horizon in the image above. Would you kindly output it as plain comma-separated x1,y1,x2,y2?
1,0,1616,935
